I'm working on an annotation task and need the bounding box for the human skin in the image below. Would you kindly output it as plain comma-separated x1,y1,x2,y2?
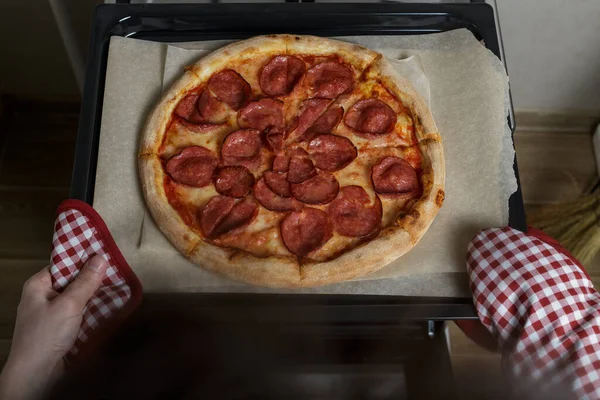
0,255,108,400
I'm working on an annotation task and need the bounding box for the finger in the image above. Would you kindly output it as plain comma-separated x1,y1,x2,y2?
58,255,108,310
22,266,57,302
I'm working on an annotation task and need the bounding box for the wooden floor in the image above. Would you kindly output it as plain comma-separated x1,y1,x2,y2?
0,98,598,398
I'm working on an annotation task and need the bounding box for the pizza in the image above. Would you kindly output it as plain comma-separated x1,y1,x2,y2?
139,35,445,288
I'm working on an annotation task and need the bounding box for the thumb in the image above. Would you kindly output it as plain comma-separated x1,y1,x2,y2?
59,255,108,310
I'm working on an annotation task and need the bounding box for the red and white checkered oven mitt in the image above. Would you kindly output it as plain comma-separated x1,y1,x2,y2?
467,226,600,400
50,199,142,362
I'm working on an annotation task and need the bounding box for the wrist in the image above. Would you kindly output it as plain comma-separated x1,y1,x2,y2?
0,355,61,399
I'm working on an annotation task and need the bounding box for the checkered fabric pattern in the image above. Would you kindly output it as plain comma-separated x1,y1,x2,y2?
50,208,132,355
468,227,600,400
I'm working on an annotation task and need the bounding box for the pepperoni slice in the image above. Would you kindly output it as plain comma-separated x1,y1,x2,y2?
176,118,221,133
266,132,284,153
238,98,284,133
214,166,255,198
254,178,302,212
200,196,258,239
288,98,330,143
307,134,357,171
197,90,228,124
281,208,333,257
306,61,354,99
371,156,420,198
290,172,339,205
328,186,382,237
221,129,262,169
208,69,251,111
174,92,201,121
214,197,259,238
300,106,344,142
200,195,235,238
174,91,226,128
165,146,218,187
272,153,290,173
264,171,291,197
344,99,396,135
287,150,316,184
260,55,306,97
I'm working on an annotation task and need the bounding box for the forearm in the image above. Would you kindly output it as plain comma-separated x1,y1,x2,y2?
0,355,61,400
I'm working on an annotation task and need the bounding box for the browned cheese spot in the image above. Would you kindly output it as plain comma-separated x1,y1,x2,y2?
435,189,445,208
228,249,244,261
405,209,421,226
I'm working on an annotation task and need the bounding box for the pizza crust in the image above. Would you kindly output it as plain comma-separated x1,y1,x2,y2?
188,242,302,288
139,34,445,288
189,35,288,83
367,57,439,138
298,56,445,287
300,139,444,287
138,154,203,254
141,35,289,155
401,135,445,241
285,34,380,72
300,226,414,286
140,71,201,155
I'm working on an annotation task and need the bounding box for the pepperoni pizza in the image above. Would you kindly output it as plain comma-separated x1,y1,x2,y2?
139,35,445,287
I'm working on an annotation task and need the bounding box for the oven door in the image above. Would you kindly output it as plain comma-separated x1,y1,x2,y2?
133,293,460,399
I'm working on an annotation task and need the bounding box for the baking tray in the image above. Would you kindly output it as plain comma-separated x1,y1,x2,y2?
71,3,527,320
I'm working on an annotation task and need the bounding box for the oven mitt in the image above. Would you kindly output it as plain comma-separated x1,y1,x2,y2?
467,226,600,399
49,200,142,363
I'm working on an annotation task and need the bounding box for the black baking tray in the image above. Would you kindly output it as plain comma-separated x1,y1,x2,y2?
71,3,527,320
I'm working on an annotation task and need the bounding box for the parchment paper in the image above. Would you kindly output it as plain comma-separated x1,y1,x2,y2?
93,30,517,297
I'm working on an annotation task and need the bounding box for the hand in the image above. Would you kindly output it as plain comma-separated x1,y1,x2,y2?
0,255,108,400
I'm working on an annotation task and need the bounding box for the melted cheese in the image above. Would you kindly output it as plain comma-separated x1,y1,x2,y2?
172,184,219,215
246,207,280,233
216,208,289,257
332,78,416,149
226,52,283,98
159,53,426,262
310,232,361,262
161,120,235,159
